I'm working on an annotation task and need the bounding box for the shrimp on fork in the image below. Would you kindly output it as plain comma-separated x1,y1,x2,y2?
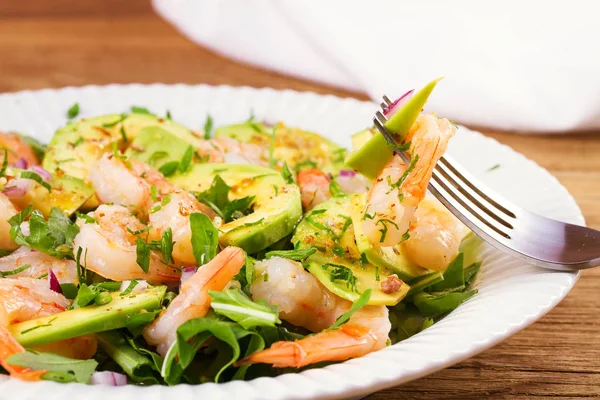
143,247,245,356
362,113,456,247
240,257,390,368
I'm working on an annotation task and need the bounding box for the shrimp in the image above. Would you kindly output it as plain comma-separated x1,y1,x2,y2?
242,257,390,368
0,192,18,252
0,133,40,167
0,278,97,368
297,168,331,210
0,246,78,283
195,137,268,166
402,197,469,271
73,204,181,284
363,113,455,247
143,247,245,356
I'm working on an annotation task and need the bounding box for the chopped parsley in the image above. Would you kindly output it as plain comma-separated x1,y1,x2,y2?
376,218,399,243
67,103,80,119
487,164,501,172
131,106,152,115
20,170,51,192
322,263,358,292
203,114,213,140
120,280,139,296
102,114,126,128
75,212,98,224
281,162,294,184
195,175,255,222
0,263,31,277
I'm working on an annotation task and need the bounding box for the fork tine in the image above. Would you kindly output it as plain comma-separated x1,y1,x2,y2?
382,95,393,106
433,161,514,230
439,156,517,219
380,102,388,111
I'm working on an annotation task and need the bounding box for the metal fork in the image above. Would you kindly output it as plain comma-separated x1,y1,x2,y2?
373,95,600,271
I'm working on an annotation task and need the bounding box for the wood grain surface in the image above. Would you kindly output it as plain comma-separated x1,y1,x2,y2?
1,1,598,398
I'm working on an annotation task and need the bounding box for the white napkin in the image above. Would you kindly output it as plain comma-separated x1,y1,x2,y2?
153,0,600,132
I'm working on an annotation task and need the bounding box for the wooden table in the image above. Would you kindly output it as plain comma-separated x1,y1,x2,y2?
1,1,599,398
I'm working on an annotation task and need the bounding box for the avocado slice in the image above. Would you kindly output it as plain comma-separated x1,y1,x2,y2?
126,126,192,170
345,78,441,179
4,167,94,217
215,122,347,174
351,128,376,151
42,113,199,208
169,163,302,254
349,193,427,281
9,286,166,347
292,195,409,306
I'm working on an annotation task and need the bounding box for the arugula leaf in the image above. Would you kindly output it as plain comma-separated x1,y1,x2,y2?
413,289,477,317
70,283,97,309
96,331,161,384
203,114,213,140
221,196,255,222
265,247,316,261
328,289,371,330
59,283,78,299
67,103,80,119
281,162,294,184
20,170,51,192
407,271,444,296
124,334,164,373
135,237,150,273
209,288,281,329
234,254,255,295
390,305,434,342
431,253,464,291
190,213,218,265
161,314,265,385
6,350,97,384
8,207,79,259
195,176,255,222
464,261,482,287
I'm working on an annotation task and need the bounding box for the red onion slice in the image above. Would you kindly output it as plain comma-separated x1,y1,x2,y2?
338,170,356,178
48,269,62,294
29,166,51,182
2,178,34,198
383,89,415,117
12,158,28,169
90,371,128,386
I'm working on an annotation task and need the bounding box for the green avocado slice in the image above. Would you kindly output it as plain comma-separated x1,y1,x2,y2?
349,193,427,281
126,126,192,170
42,113,199,208
345,78,441,179
10,286,166,347
4,167,94,217
169,163,302,254
215,122,347,174
292,195,410,306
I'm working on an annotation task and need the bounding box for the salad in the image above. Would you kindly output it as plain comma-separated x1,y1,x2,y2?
0,80,482,386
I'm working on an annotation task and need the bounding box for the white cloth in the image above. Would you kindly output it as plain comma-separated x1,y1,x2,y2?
154,0,600,132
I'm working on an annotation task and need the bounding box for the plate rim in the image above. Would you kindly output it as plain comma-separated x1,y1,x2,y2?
0,83,584,399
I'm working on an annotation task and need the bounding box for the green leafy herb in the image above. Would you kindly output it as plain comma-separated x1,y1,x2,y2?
209,288,281,329
8,206,79,259
120,280,139,296
72,137,84,147
0,148,8,177
66,103,80,119
20,317,58,334
487,164,501,172
375,218,399,243
203,114,213,140
464,261,482,286
17,134,47,160
328,289,372,330
147,151,169,166
0,263,31,277
407,271,444,296
6,350,98,384
127,225,152,236
135,237,150,273
329,180,345,197
388,154,419,191
322,263,358,292
59,283,78,299
158,161,180,177
195,175,255,222
75,212,98,224
265,247,317,261
20,170,51,192
150,185,158,202
131,106,153,115
120,125,128,143
190,212,218,266
102,114,126,128
294,160,318,173
400,229,410,242
413,289,477,317
125,309,162,337
281,162,294,184
96,331,161,384
268,128,277,168
94,291,113,306
179,145,194,173
166,110,172,120
161,314,265,385
75,247,87,284
71,283,97,309
160,228,174,264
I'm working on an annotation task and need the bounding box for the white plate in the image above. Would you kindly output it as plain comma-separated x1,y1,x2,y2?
0,84,583,400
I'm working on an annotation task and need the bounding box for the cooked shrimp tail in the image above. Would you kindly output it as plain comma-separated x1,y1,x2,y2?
0,325,46,381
